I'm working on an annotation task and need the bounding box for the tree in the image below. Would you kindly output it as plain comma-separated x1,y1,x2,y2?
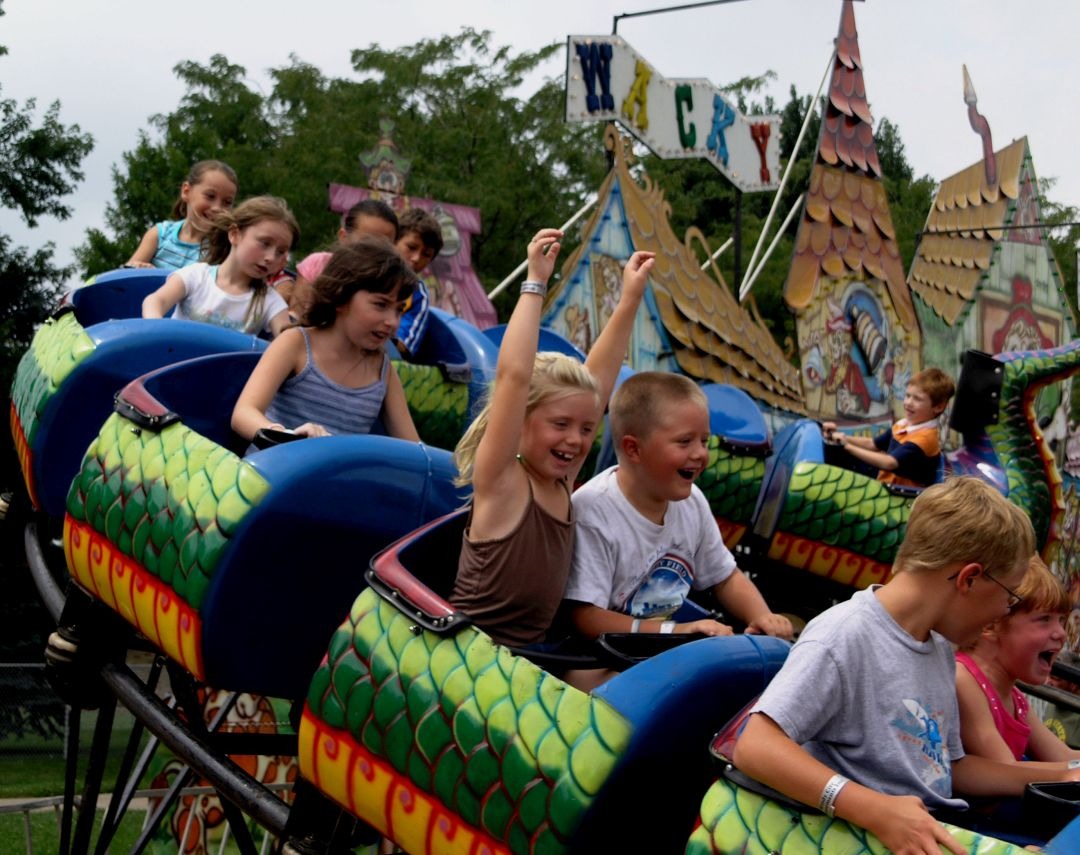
1039,176,1080,323
0,0,94,390
0,0,93,719
78,29,610,307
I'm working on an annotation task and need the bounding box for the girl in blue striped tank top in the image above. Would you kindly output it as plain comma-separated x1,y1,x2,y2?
232,237,421,443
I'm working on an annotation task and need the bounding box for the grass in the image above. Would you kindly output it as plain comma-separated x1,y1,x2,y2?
0,808,290,854
0,706,142,799
0,809,145,855
0,709,299,853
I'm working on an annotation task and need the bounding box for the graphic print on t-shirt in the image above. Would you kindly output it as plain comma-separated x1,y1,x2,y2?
618,551,694,618
893,698,952,795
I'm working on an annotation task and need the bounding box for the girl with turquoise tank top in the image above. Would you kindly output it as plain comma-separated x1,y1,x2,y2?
126,159,238,270
231,237,421,442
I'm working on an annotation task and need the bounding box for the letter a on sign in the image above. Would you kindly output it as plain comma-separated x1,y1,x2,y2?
565,35,781,193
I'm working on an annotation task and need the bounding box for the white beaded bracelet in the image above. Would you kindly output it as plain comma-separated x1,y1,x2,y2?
819,774,849,818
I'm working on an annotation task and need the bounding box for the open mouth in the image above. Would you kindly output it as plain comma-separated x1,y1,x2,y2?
552,450,575,464
1039,649,1060,667
677,468,698,480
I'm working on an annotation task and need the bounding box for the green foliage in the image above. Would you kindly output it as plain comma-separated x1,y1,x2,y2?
79,30,610,291
0,236,67,389
1038,176,1080,325
0,0,94,385
74,33,1080,344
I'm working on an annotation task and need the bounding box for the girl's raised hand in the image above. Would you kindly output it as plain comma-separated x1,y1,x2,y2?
622,250,656,299
525,228,564,284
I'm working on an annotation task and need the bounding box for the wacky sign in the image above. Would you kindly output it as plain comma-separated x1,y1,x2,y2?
565,35,782,193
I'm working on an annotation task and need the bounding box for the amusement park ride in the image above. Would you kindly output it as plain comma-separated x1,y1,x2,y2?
8,1,1080,852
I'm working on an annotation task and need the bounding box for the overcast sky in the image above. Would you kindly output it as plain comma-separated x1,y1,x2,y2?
3,0,1079,280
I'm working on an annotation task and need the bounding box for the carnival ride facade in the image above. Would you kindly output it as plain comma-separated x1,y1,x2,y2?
12,260,1080,853
9,1,1080,853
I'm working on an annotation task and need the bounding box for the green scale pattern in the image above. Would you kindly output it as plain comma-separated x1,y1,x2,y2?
685,777,1024,855
66,413,270,612
986,347,1080,550
696,437,766,525
307,588,632,854
10,312,95,445
396,363,470,451
774,462,910,563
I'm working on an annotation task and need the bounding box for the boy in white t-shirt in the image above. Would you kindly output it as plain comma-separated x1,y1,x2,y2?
564,371,792,640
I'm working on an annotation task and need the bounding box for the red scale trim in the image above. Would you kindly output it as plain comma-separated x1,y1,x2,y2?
299,712,510,855
9,403,41,510
64,517,205,679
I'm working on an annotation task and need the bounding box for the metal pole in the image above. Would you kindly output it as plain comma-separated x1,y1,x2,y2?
737,193,805,299
700,237,734,270
613,0,752,34
25,522,65,622
488,196,598,299
739,47,835,301
98,663,291,836
734,191,743,288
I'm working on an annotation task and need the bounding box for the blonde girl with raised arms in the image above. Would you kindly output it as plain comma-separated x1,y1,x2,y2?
231,237,421,442
142,196,295,337
450,227,654,647
126,159,238,270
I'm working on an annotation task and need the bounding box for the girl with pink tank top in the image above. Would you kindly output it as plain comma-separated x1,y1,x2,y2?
955,556,1080,767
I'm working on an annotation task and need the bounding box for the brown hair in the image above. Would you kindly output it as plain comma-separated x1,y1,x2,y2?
304,237,417,329
910,367,956,407
398,208,444,255
342,199,398,238
203,196,300,328
895,476,1034,580
170,159,238,220
610,371,708,449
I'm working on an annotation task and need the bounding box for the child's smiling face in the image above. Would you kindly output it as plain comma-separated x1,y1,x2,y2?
633,399,711,504
519,392,599,482
903,383,943,425
996,608,1068,685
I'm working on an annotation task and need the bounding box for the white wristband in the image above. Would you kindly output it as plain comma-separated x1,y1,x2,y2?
819,774,849,818
630,619,641,633
1068,759,1080,769
519,280,547,298
660,621,676,634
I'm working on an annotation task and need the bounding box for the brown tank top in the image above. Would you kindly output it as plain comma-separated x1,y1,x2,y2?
450,478,573,647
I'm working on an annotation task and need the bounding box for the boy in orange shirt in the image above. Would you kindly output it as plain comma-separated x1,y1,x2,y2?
824,368,955,488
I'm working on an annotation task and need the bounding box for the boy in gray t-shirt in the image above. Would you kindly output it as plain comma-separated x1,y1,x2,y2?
564,372,791,640
734,477,1080,853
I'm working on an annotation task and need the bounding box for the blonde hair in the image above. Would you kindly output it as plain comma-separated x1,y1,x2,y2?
203,196,300,328
610,372,708,449
453,352,600,487
895,476,1034,579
